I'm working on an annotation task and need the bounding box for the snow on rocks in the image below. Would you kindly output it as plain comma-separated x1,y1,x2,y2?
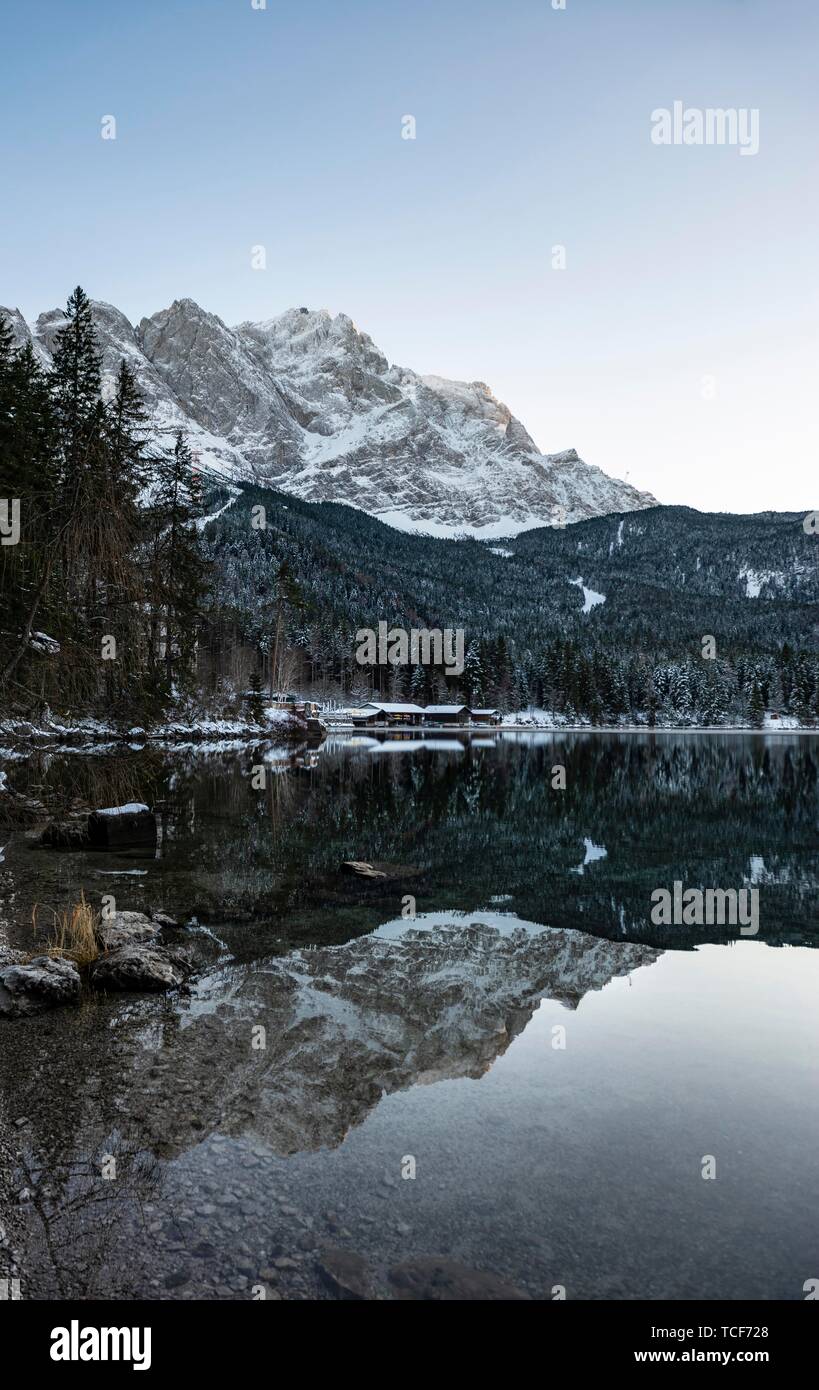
88,805,156,850
0,956,81,1018
96,911,161,953
0,708,306,750
0,910,197,1020
29,631,61,654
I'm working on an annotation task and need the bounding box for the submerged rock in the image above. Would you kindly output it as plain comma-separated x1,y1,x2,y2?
387,1257,530,1301
39,819,90,850
339,860,422,884
151,912,179,929
317,1247,374,1300
0,955,81,1018
87,805,156,850
90,943,186,993
341,860,387,879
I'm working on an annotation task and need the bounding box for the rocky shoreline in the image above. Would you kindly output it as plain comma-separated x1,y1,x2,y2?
0,710,314,751
0,908,199,1019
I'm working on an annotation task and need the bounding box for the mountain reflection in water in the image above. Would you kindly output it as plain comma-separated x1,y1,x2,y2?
1,732,818,1300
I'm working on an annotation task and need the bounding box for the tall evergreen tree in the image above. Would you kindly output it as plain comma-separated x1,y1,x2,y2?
0,331,60,687
150,430,209,693
747,679,765,729
51,286,102,462
462,641,485,706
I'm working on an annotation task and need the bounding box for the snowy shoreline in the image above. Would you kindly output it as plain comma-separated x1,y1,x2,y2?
2,714,815,757
323,714,816,736
0,709,309,752
322,724,818,736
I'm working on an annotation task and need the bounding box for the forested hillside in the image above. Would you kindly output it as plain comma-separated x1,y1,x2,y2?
204,483,819,725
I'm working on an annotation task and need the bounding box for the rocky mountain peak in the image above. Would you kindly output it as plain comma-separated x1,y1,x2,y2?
2,295,657,535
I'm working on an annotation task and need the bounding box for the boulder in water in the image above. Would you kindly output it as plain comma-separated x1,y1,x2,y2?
387,1257,530,1301
0,955,81,1018
39,819,90,850
317,1247,374,1300
97,911,160,952
87,804,156,850
90,943,187,993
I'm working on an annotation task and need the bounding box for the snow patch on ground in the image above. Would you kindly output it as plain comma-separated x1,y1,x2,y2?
370,509,542,540
609,520,625,555
739,567,783,598
510,708,567,728
197,489,240,531
570,838,608,875
569,577,606,613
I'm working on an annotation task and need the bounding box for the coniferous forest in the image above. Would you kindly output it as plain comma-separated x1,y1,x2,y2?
1,288,208,724
2,288,819,730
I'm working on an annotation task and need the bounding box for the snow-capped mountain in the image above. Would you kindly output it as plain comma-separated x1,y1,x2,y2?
4,297,657,537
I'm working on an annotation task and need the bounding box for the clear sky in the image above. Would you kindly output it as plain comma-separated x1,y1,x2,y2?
1,0,817,514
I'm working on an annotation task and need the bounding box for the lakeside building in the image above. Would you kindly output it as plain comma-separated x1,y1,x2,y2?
422,705,471,726
349,702,425,728
470,709,503,726
346,702,503,728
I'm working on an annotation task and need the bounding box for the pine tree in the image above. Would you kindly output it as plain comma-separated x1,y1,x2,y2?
246,663,265,723
793,658,814,726
106,359,150,493
150,431,209,694
409,663,426,703
462,641,485,706
0,331,60,689
747,679,765,729
264,561,304,697
51,286,103,485
47,287,120,698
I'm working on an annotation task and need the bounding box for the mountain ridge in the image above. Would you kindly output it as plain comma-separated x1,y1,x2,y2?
3,295,657,537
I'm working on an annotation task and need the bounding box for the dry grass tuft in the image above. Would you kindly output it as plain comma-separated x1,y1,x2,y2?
32,892,101,967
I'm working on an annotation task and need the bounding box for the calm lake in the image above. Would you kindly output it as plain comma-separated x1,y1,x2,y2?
1,731,818,1300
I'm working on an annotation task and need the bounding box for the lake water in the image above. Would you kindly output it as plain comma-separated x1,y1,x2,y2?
1,732,818,1300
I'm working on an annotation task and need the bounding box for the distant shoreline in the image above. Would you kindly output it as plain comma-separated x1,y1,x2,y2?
1,720,816,757
324,722,818,736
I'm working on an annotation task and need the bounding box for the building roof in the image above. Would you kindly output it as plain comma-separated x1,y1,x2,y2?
470,709,501,716
423,705,470,715
363,702,425,715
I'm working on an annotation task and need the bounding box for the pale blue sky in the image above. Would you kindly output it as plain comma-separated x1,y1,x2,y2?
2,0,817,512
